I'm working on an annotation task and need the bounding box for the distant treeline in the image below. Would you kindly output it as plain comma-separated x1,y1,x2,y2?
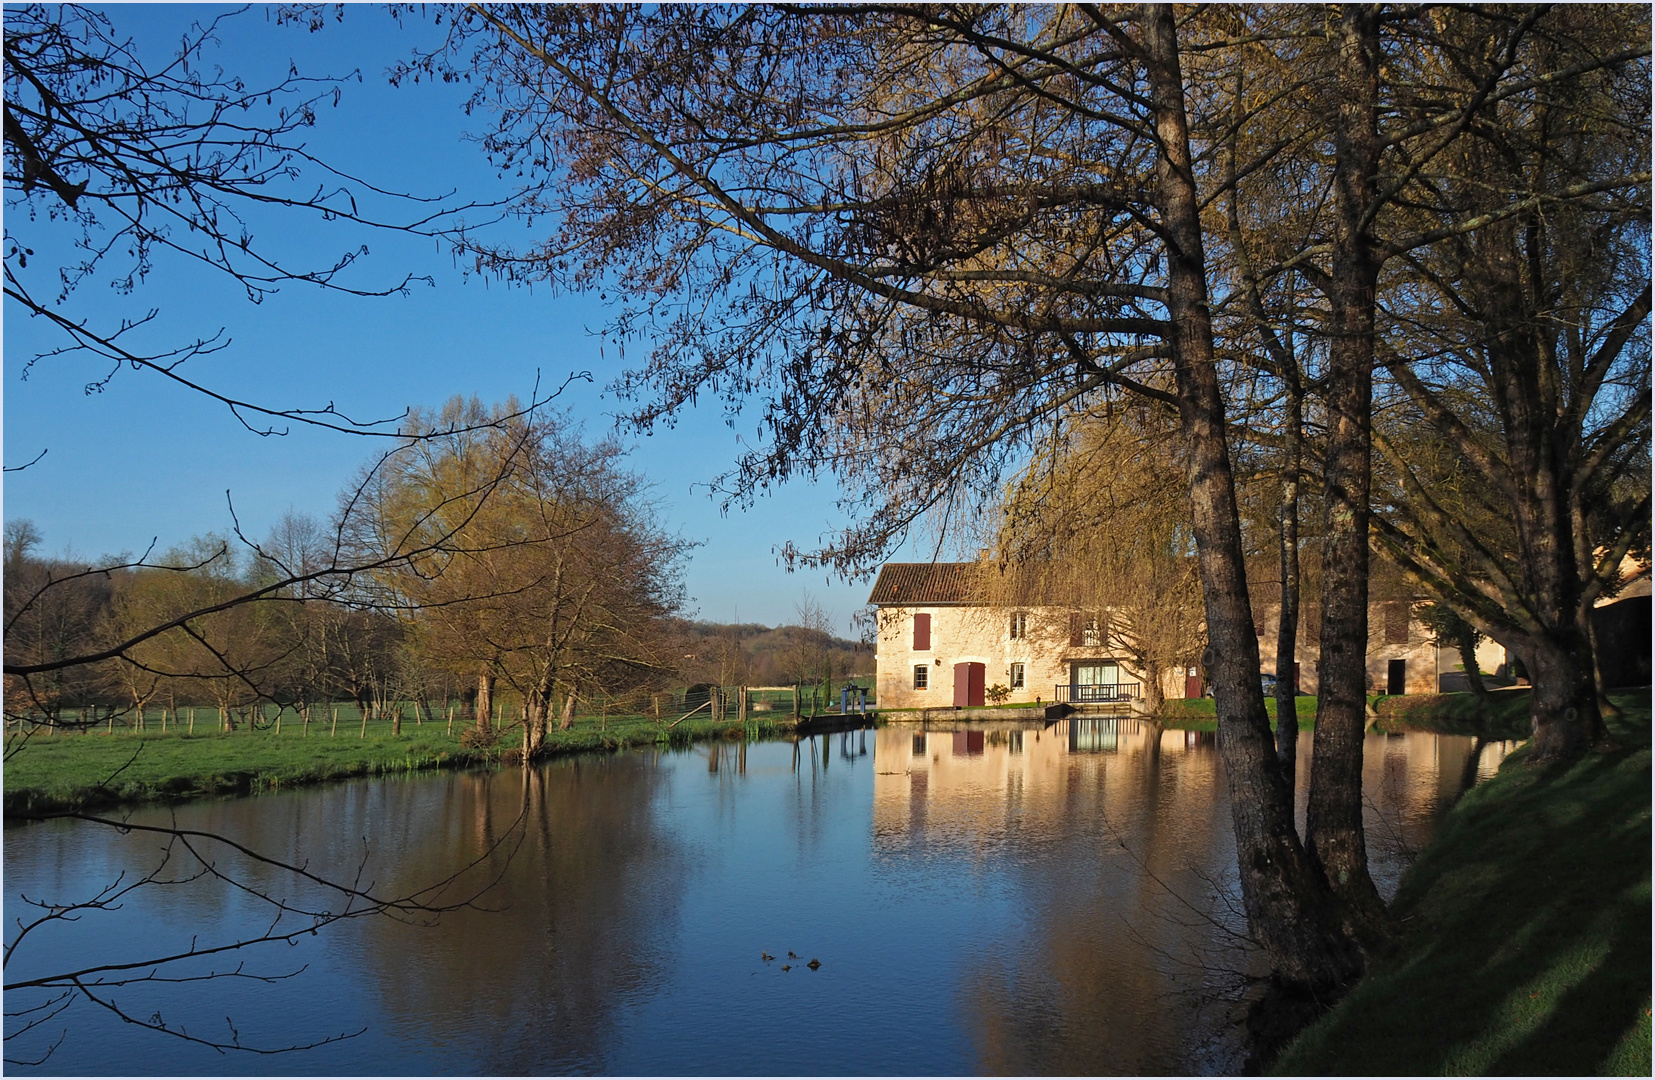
5,405,859,738
673,619,875,692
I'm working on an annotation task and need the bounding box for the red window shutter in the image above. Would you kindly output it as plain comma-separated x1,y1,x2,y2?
913,613,931,652
1069,612,1083,647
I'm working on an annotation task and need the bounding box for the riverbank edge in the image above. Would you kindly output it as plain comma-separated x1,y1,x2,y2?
2,694,1460,819
1271,690,1652,1075
3,715,803,820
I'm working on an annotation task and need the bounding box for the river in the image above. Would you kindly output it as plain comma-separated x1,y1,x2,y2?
4,719,1517,1075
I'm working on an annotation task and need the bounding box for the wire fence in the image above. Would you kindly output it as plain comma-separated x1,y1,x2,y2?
4,678,880,740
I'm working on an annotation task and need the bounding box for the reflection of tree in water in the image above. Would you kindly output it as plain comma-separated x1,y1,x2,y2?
955,736,1256,1075
956,729,1517,1073
356,757,686,1074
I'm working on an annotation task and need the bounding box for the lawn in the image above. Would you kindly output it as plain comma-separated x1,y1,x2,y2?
1155,686,1539,736
1157,693,1320,731
3,707,789,817
1273,689,1651,1075
1374,686,1535,739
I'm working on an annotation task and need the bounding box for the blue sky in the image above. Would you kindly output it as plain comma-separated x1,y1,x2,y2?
3,5,932,634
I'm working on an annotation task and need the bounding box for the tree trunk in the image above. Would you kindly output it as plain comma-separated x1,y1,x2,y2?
476,668,494,730
1305,4,1386,935
1525,627,1607,762
1141,658,1165,714
1581,602,1621,718
1276,378,1303,789
1457,634,1489,698
390,703,402,737
525,696,548,759
1141,4,1362,993
559,691,576,731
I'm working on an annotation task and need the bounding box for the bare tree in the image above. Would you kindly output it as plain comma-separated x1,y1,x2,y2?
410,1,1362,990
2,4,495,440
414,1,1647,990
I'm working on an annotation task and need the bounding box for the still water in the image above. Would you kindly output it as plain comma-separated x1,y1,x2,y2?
5,721,1516,1075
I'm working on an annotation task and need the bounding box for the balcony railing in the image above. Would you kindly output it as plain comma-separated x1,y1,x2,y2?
1054,682,1141,704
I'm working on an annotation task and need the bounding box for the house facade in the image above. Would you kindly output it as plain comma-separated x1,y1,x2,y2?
868,563,1187,711
869,561,1499,711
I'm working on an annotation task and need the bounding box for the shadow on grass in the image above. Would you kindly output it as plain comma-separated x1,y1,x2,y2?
1275,697,1651,1075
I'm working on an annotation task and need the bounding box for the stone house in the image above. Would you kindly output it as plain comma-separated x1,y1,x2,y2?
868,561,1504,710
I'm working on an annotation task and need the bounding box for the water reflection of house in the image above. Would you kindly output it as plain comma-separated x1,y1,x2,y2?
868,561,1512,709
871,718,1215,842
871,718,1518,864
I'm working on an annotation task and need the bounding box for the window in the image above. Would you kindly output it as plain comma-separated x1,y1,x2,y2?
1069,611,1105,647
913,613,931,651
1083,616,1102,648
913,664,929,690
1074,661,1120,687
1010,662,1025,689
1009,612,1027,640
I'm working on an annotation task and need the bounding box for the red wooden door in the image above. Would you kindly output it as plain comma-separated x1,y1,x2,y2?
1184,671,1204,699
954,662,985,707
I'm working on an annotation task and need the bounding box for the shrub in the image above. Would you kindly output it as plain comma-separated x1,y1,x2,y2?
458,722,498,750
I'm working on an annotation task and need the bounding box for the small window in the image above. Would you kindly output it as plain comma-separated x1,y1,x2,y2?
1082,616,1102,648
1010,662,1025,689
1009,612,1027,640
914,664,929,690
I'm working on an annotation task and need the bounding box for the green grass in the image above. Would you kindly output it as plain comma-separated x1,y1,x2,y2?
1374,687,1535,739
1157,694,1321,731
1274,690,1652,1075
3,708,790,817
1156,687,1539,737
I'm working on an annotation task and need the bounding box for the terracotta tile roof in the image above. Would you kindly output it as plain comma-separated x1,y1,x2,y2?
867,562,983,606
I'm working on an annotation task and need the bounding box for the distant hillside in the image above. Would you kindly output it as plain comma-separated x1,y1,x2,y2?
671,620,874,688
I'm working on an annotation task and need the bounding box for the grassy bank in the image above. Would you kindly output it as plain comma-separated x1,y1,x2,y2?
3,712,789,817
1156,687,1538,735
1274,689,1651,1075
1373,686,1534,739
1157,694,1320,731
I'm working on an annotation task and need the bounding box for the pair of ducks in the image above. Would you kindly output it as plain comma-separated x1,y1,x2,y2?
761,950,821,971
